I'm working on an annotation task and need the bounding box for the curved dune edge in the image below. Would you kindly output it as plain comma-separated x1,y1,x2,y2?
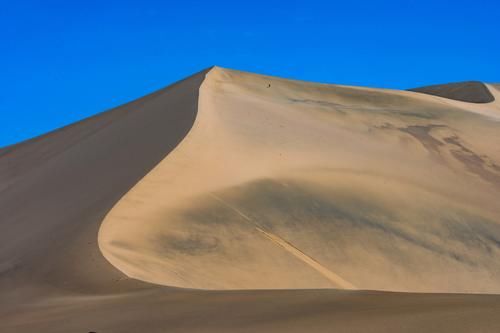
98,67,500,292
0,68,210,294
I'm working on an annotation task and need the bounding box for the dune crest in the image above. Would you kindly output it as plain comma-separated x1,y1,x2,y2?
99,67,500,292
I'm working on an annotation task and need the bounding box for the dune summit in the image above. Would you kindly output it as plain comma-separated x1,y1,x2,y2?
2,67,500,332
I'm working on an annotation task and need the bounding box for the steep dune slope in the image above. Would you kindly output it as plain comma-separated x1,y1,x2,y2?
100,67,500,292
0,68,209,295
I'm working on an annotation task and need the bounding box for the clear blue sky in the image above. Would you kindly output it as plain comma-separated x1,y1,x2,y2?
1,0,499,147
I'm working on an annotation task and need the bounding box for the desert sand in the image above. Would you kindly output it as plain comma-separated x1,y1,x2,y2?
1,67,500,332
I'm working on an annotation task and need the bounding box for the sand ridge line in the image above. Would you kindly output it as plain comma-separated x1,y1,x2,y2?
209,193,356,289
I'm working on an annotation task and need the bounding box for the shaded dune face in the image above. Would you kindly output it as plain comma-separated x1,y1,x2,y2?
99,67,500,292
408,81,495,103
0,68,209,293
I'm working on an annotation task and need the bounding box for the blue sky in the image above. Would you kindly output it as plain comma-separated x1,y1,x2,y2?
1,0,499,147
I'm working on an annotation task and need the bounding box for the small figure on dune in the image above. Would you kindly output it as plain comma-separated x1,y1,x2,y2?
267,83,271,88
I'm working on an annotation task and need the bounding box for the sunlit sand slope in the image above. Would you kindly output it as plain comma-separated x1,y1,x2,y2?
100,67,500,292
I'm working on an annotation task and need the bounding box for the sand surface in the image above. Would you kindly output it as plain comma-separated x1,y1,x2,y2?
2,67,500,332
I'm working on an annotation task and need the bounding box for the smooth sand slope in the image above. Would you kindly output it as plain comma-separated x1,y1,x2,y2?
2,67,500,332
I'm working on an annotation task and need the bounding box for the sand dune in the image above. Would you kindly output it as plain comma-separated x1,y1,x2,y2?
100,67,500,292
2,67,500,332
